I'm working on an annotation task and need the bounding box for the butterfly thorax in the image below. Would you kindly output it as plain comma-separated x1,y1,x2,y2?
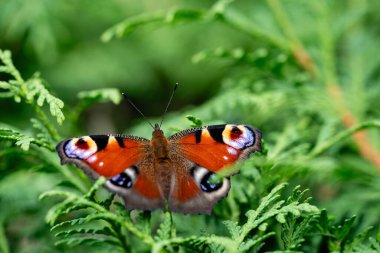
151,128,170,160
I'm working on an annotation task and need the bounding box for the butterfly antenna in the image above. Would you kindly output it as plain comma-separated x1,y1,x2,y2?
122,93,155,129
159,83,179,128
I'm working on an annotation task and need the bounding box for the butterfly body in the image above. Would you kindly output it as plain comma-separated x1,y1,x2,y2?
57,124,262,214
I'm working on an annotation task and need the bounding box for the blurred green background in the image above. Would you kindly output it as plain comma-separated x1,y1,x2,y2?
0,0,251,134
1,0,380,252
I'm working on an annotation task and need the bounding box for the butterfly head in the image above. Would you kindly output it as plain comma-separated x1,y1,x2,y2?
152,123,165,138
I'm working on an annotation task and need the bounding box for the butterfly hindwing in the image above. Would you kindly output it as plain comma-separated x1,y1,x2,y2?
56,135,165,210
168,155,231,214
104,163,165,211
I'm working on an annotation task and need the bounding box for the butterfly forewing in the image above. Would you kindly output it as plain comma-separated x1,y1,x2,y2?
169,124,262,173
56,135,148,177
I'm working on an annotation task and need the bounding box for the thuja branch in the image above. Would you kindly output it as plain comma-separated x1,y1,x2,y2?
0,130,54,151
31,103,60,141
308,120,380,159
327,85,380,169
216,5,289,52
265,0,317,77
313,2,380,169
0,49,89,192
261,1,380,169
0,50,62,141
41,178,156,248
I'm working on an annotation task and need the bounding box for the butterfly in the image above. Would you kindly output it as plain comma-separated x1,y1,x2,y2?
56,123,261,214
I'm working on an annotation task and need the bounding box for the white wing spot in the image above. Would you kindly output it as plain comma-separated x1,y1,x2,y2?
99,162,104,167
227,147,238,155
223,155,229,161
88,155,97,163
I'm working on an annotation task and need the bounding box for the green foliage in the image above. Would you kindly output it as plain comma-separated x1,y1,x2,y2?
77,88,122,105
0,128,52,151
0,50,64,125
1,0,380,252
40,178,319,252
185,115,203,128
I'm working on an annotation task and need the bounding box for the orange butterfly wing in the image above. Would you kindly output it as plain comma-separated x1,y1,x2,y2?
168,124,262,214
56,135,165,210
57,135,146,177
169,124,262,172
56,124,262,214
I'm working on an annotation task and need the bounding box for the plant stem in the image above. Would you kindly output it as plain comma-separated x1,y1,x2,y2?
263,1,380,170
220,8,289,52
265,0,317,77
43,150,89,193
0,134,54,151
110,223,130,253
309,120,380,159
31,103,61,141
0,50,61,142
0,220,9,253
313,1,380,169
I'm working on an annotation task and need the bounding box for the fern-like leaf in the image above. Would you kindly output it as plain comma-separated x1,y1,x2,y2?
152,235,238,253
227,183,319,251
41,178,155,251
55,236,120,248
0,49,64,141
26,75,65,124
0,128,53,151
155,210,174,241
185,115,204,127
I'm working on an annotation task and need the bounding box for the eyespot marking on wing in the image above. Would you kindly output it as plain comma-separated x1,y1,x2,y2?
64,137,97,159
109,166,139,189
222,125,255,150
191,166,228,194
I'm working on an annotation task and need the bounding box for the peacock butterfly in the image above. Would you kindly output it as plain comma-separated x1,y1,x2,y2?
56,88,262,214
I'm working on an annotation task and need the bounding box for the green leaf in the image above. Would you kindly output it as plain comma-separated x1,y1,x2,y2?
155,210,173,241
0,81,10,89
0,128,53,151
233,183,319,250
55,227,115,238
186,115,203,127
333,216,356,240
84,177,106,201
101,9,205,42
77,88,122,105
239,232,275,252
223,220,240,239
15,137,32,151
26,76,65,124
55,236,120,247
